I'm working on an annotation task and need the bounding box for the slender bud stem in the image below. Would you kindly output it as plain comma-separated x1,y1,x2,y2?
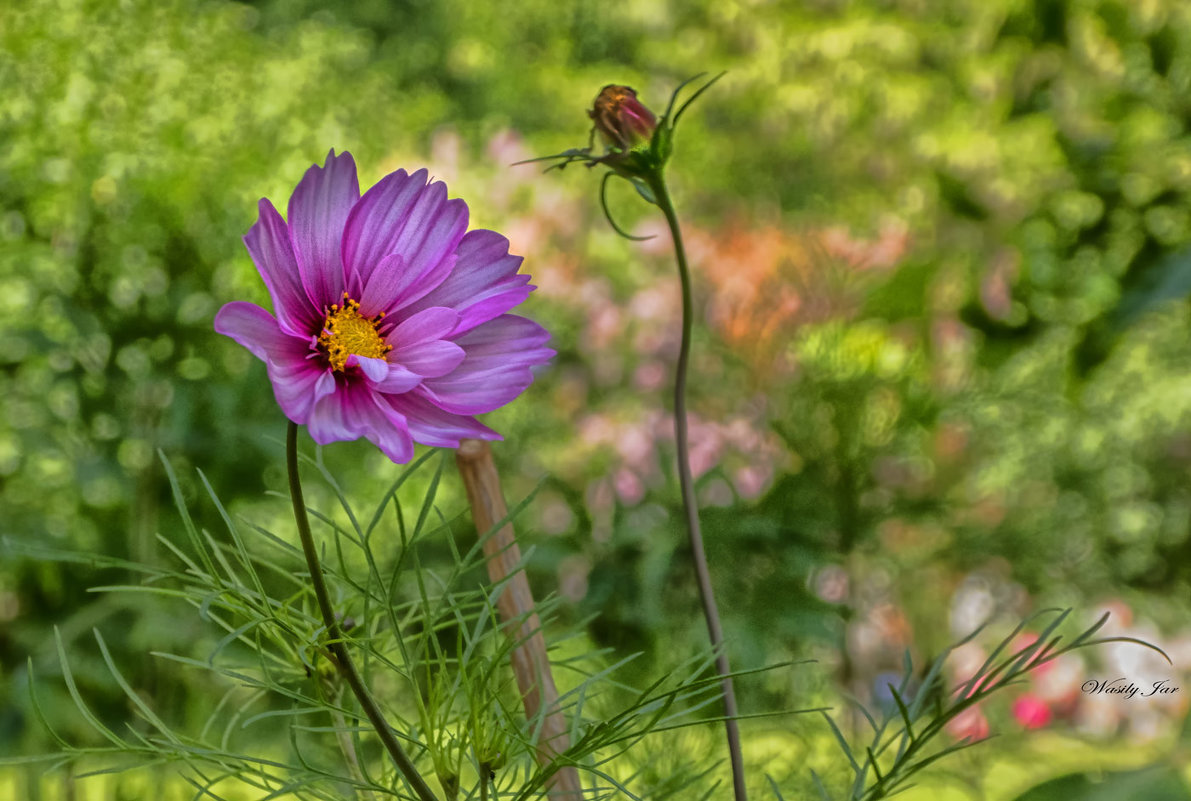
645,174,748,801
286,422,439,801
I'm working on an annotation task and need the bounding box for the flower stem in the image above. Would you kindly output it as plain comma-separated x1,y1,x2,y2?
286,422,439,801
646,175,748,801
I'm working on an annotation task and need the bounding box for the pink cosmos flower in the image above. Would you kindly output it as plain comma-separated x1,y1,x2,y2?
215,150,554,462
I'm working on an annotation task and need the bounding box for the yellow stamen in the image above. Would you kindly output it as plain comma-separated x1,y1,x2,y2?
318,293,392,372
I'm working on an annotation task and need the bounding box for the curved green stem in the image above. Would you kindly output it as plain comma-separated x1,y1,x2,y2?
286,422,439,801
646,174,748,801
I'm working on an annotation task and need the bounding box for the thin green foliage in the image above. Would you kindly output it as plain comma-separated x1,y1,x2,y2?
781,609,1171,801
17,451,774,800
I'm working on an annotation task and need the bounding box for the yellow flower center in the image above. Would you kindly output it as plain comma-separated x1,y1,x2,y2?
318,293,392,373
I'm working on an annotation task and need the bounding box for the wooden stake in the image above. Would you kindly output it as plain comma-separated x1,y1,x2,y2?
455,440,582,798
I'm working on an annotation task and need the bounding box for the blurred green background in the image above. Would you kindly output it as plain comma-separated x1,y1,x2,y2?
3,0,1191,797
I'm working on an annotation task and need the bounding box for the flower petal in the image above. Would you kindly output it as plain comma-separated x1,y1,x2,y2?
357,252,460,318
394,253,460,312
341,170,468,295
244,200,320,335
373,363,423,394
307,386,354,444
357,253,406,316
214,301,308,362
387,307,460,347
346,354,389,383
419,315,554,414
449,313,553,361
403,229,533,335
393,340,465,378
268,358,336,424
382,307,465,378
308,383,415,463
386,392,500,448
342,169,423,284
214,301,334,422
288,149,359,309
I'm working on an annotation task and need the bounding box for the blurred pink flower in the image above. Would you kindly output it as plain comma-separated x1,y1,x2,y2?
633,361,668,391
945,706,990,742
614,467,645,505
487,130,533,179
588,303,623,349
1010,633,1055,675
1012,694,1053,730
733,465,770,499
813,565,849,604
629,286,677,322
979,247,1020,321
617,422,656,469
819,218,908,271
578,412,615,446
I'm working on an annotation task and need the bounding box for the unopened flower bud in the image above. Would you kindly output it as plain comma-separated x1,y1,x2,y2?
589,85,657,152
525,74,720,201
